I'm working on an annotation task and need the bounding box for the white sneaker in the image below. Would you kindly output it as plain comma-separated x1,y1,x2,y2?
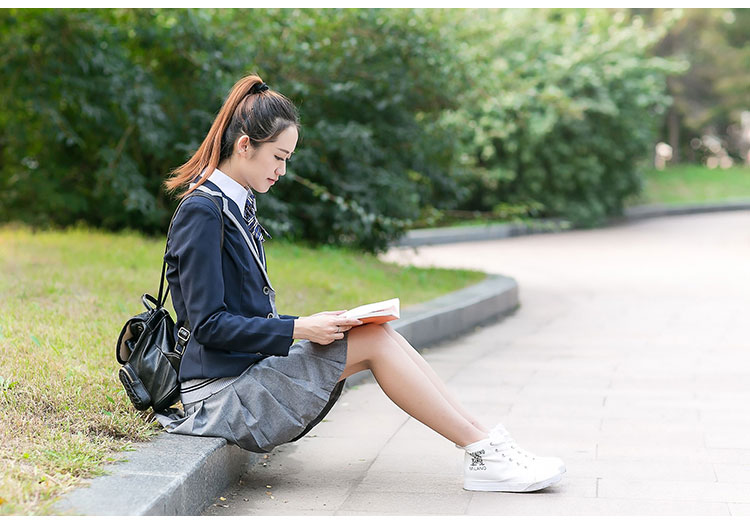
454,424,566,475
462,434,564,492
490,423,566,474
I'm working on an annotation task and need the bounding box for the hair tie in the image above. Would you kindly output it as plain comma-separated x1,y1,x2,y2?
250,82,269,95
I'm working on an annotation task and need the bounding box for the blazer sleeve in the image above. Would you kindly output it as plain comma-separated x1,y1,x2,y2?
169,198,294,356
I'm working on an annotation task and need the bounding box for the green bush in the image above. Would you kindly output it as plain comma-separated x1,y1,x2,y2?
196,9,468,251
0,8,684,248
0,8,464,251
0,9,237,232
440,9,686,226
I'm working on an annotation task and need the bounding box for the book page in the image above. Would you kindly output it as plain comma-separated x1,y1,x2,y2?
342,298,399,320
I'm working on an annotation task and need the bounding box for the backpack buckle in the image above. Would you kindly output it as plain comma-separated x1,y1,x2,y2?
177,326,191,347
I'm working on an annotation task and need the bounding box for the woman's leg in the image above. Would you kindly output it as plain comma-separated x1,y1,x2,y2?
338,324,487,447
380,323,490,434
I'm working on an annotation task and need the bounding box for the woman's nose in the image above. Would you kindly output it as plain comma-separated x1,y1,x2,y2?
276,164,286,177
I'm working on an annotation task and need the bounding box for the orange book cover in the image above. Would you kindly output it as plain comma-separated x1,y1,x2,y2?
343,298,400,324
358,314,399,325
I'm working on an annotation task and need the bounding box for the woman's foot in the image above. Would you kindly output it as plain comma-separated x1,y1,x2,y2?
489,423,566,474
461,428,564,492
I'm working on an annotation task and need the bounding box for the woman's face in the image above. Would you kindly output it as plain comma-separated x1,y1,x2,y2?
238,125,298,193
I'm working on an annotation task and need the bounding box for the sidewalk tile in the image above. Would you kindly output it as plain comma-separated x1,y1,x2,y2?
602,406,701,422
509,403,606,419
714,464,750,484
338,489,472,514
704,431,750,449
451,385,523,403
563,458,717,482
356,470,463,494
368,450,461,475
466,495,730,515
601,417,705,435
209,211,750,516
288,435,388,466
705,448,750,465
596,444,710,462
510,393,607,410
598,479,750,504
595,429,706,449
224,474,355,513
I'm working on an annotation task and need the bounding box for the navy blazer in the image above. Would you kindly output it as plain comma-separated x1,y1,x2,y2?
164,179,298,381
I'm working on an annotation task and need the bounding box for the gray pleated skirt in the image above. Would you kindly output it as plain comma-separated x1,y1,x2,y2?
155,334,348,453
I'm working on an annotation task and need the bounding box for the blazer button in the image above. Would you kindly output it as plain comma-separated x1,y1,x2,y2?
267,313,274,319
262,286,270,295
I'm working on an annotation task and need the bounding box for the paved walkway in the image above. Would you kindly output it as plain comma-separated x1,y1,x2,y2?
204,210,750,516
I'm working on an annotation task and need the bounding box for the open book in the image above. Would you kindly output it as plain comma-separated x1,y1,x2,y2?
341,298,400,325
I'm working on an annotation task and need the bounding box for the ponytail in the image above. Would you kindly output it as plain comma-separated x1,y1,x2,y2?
165,74,300,198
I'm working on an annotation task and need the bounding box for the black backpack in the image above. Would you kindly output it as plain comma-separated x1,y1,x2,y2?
116,191,224,412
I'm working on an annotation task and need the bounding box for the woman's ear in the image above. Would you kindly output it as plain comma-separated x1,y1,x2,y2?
236,134,253,155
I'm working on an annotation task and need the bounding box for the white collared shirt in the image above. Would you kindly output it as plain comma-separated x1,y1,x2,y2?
204,168,267,267
206,168,250,216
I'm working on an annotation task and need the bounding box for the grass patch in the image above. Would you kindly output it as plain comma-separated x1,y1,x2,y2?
626,164,750,206
270,242,486,313
415,164,750,231
0,224,484,515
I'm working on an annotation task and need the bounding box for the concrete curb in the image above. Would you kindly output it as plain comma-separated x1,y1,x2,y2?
396,218,572,247
617,200,750,222
53,274,519,516
394,200,750,247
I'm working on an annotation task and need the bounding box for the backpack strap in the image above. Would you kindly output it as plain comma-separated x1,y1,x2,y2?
156,191,225,310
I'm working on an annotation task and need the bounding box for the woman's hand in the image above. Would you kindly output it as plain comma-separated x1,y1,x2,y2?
293,312,363,345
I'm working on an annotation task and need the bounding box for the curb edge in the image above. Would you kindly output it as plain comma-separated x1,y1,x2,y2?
53,273,519,516
394,200,750,247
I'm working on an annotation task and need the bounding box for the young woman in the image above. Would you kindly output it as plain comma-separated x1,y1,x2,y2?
156,74,565,493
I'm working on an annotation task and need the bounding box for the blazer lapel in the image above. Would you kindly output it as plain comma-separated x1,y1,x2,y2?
195,182,275,291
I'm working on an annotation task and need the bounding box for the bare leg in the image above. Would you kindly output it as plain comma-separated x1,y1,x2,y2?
381,323,490,434
338,324,487,447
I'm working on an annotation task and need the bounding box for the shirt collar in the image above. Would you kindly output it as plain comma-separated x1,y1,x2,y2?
206,168,250,215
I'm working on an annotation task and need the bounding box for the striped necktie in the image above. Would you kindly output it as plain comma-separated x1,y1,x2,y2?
244,191,270,244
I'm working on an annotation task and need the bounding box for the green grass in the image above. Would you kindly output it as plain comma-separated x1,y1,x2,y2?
270,242,486,314
418,164,750,230
0,224,484,515
627,164,750,206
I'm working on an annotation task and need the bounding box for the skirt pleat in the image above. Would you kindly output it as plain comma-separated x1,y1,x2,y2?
155,333,348,453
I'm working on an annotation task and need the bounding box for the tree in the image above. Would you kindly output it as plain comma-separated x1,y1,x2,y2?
436,8,682,226
0,9,236,230
633,8,750,164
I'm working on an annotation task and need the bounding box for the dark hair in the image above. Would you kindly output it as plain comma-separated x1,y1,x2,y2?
165,74,300,197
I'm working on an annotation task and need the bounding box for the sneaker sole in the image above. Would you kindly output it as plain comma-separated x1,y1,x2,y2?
463,472,563,493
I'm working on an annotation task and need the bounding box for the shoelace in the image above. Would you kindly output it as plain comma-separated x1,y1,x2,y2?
472,439,532,469
457,424,538,464
490,424,537,461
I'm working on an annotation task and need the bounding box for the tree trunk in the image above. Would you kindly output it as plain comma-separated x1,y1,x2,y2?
668,106,681,164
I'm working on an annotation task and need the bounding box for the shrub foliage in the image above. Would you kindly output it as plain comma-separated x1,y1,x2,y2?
438,9,683,226
0,8,679,249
